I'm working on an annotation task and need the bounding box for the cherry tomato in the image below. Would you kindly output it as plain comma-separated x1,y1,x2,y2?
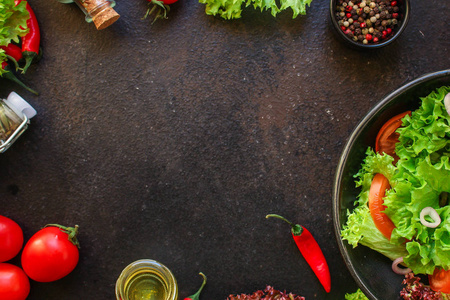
375,111,411,163
0,263,30,300
429,268,450,294
0,216,24,262
369,173,395,240
21,225,80,282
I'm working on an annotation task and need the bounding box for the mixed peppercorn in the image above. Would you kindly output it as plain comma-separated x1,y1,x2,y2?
335,0,403,44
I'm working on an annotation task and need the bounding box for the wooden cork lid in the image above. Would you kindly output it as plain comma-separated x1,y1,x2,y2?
92,6,120,30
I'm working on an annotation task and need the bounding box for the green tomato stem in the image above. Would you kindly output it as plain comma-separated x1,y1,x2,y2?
45,224,80,248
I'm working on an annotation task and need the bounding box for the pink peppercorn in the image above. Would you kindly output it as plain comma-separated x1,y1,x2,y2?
373,37,379,42
366,34,373,41
392,12,399,18
386,28,392,34
360,22,366,28
391,1,397,6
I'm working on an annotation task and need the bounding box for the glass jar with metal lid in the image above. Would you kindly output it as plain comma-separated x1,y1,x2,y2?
0,92,37,153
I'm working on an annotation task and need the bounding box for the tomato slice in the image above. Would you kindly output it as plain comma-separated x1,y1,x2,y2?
369,173,395,240
375,111,411,163
429,268,450,294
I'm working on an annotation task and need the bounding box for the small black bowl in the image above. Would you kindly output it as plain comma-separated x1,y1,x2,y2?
333,70,450,300
329,0,410,49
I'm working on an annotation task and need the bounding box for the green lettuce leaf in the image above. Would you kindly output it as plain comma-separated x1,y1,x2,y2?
0,48,6,73
341,148,408,260
0,0,29,75
0,0,29,46
342,86,450,276
199,0,312,19
345,288,369,300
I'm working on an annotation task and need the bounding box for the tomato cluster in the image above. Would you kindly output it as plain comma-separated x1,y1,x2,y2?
0,216,80,300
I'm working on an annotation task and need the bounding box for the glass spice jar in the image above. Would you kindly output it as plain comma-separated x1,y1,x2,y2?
57,0,120,30
0,92,37,153
115,259,178,300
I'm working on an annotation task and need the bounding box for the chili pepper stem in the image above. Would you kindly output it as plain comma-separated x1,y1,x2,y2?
266,214,303,236
142,0,170,23
45,224,80,248
185,272,207,300
2,72,38,95
5,55,20,71
21,52,38,74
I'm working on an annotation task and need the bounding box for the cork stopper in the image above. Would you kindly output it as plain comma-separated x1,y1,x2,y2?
92,6,120,30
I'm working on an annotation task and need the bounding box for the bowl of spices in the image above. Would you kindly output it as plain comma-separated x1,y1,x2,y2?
330,0,410,49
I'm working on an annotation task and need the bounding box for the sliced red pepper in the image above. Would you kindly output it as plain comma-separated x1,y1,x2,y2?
1,62,38,95
266,214,331,293
15,0,40,74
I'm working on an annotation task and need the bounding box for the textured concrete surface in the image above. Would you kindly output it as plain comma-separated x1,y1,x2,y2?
0,0,448,299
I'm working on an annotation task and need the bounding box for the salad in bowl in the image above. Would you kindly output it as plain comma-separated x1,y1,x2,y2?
334,71,450,300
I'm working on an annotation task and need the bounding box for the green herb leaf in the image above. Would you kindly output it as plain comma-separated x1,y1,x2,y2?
280,0,312,18
0,49,7,75
0,0,29,70
345,288,369,300
0,0,29,46
199,0,312,19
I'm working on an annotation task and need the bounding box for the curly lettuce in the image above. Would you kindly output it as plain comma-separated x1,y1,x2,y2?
0,0,29,75
345,288,369,300
341,148,408,260
199,0,312,19
342,86,450,276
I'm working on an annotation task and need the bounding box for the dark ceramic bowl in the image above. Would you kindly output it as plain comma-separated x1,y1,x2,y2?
333,70,450,300
329,0,411,49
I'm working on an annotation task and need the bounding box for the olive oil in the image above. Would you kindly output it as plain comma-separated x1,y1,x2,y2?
124,270,168,300
116,260,178,300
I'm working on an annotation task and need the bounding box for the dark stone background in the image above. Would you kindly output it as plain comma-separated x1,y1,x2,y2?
0,0,448,299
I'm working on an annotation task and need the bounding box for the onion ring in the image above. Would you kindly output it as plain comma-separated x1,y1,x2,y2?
420,207,441,228
392,257,411,275
444,93,450,116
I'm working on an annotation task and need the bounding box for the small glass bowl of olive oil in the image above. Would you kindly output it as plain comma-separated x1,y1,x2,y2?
115,259,178,300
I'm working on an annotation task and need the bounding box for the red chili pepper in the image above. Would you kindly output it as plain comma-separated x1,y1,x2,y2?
1,44,23,63
184,272,207,300
1,43,23,71
266,214,331,293
1,62,38,95
15,0,40,74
